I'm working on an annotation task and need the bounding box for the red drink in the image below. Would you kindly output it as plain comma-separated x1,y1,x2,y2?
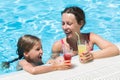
64,53,72,60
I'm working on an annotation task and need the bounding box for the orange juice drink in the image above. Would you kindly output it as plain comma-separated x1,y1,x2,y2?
78,44,86,58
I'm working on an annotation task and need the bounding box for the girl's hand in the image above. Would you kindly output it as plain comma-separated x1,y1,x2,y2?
50,57,72,70
55,60,72,70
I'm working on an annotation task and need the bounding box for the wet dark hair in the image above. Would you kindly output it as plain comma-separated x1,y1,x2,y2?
61,6,86,29
2,34,41,69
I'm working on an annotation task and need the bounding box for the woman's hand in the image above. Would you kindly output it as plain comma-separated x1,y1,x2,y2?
80,51,94,63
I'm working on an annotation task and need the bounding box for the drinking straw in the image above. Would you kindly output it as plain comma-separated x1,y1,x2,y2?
75,32,81,45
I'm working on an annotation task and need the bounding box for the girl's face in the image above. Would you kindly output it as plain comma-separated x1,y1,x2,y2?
62,13,82,39
25,42,43,65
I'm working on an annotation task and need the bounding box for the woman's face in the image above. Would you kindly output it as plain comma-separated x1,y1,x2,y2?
25,42,43,65
62,13,82,39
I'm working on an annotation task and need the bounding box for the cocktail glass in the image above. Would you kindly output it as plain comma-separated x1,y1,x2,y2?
63,49,73,63
77,41,87,58
75,32,87,62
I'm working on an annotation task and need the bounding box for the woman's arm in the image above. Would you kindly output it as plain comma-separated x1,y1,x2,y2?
90,32,119,59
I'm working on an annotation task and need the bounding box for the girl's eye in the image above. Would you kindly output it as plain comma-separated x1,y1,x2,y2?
36,47,42,51
36,48,40,51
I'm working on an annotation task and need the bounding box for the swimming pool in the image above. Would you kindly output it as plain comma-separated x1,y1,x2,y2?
0,0,120,75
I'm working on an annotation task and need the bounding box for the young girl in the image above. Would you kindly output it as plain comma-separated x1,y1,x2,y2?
2,35,71,75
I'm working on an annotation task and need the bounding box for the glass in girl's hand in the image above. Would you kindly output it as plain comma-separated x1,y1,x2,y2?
63,49,73,63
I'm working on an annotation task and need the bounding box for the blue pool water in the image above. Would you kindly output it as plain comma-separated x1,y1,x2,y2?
0,0,120,75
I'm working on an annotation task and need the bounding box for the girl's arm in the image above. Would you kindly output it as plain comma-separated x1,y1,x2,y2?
19,60,71,75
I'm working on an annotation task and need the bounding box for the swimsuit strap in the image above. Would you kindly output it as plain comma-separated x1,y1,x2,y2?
61,39,64,45
82,33,93,51
85,33,93,51
85,33,90,43
61,39,65,53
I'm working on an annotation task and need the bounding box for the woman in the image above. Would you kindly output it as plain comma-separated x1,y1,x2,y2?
50,6,119,63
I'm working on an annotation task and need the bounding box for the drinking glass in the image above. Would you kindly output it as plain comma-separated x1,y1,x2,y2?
77,41,87,60
63,48,73,63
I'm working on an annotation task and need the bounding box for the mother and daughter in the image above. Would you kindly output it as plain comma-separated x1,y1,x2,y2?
2,6,119,75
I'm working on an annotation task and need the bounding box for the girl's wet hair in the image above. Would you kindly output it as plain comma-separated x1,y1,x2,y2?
17,34,41,59
2,34,41,69
61,6,86,29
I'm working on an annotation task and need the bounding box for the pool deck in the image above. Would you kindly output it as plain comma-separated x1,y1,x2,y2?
0,43,120,80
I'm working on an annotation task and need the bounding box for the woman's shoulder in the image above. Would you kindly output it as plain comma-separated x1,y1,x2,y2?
53,38,66,46
89,32,102,39
52,38,66,52
82,32,98,38
81,32,99,43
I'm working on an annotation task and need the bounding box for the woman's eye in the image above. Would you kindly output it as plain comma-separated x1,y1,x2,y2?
67,22,72,26
62,21,66,25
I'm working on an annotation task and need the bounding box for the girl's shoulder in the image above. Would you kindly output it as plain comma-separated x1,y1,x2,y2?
16,60,23,71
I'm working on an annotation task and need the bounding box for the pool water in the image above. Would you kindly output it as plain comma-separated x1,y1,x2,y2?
0,0,120,75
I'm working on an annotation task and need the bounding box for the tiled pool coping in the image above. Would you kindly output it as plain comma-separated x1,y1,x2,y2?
0,43,120,80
